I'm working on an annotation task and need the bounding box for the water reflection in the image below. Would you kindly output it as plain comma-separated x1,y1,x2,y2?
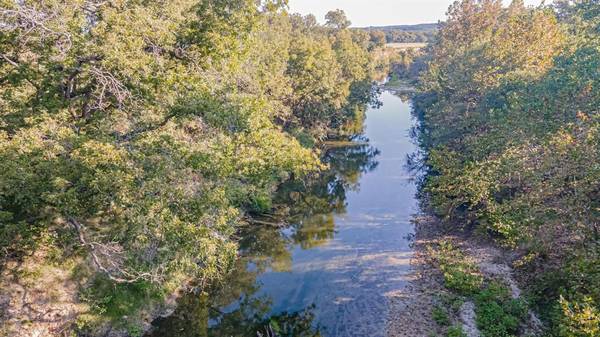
248,92,416,337
277,142,380,213
149,92,418,337
148,133,380,337
149,241,320,337
276,142,380,249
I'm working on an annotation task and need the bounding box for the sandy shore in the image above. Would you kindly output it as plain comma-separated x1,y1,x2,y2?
385,215,445,337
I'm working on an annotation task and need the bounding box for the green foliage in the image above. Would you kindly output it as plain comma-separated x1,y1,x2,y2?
368,30,387,50
0,0,377,333
389,47,427,83
432,305,451,326
439,292,466,314
558,295,600,337
147,140,380,336
363,24,437,44
325,9,351,30
474,282,528,337
416,0,600,333
285,16,378,138
431,241,483,295
447,325,468,337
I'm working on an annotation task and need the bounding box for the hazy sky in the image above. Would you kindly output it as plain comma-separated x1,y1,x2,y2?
288,0,547,27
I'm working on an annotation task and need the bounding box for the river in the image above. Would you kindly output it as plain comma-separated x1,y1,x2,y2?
147,90,419,337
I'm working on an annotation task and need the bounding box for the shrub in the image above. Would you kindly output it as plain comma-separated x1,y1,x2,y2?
432,241,483,295
558,295,600,337
447,325,467,337
433,305,451,326
474,282,528,337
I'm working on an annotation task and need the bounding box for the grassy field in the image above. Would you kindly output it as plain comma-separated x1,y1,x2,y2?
386,42,427,50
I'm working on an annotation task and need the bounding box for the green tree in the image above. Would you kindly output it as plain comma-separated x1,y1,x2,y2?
0,0,377,335
369,30,387,50
325,9,351,29
414,0,600,334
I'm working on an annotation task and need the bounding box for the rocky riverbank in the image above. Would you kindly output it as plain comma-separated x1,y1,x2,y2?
386,215,544,337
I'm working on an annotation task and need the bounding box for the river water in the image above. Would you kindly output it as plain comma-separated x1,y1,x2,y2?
148,91,419,337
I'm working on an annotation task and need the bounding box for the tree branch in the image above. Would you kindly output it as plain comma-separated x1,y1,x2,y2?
68,217,156,284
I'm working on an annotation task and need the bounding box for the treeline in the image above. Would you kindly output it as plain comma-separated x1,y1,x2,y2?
387,48,428,85
415,0,599,335
364,24,437,43
0,1,379,334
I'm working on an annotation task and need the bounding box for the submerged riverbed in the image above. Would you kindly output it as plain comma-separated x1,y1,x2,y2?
148,91,419,337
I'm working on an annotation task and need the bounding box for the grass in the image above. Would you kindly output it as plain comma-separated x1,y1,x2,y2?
447,325,467,337
432,305,451,326
430,241,483,296
77,275,164,336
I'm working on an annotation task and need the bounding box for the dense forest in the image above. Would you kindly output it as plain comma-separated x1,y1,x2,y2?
0,1,381,335
415,0,599,335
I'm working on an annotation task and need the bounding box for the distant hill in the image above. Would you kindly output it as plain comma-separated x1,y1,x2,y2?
360,23,438,43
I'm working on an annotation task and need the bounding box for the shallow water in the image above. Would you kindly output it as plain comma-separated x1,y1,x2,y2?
148,91,419,337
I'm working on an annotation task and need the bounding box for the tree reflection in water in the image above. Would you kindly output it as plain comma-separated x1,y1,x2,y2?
276,141,380,249
147,139,379,337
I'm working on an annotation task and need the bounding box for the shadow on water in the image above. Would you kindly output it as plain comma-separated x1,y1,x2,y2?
147,135,380,337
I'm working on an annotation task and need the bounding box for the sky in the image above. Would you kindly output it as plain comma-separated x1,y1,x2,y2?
288,0,548,27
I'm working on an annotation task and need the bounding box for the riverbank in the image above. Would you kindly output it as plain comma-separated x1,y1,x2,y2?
385,215,443,336
386,215,544,337
403,2,600,335
143,90,418,337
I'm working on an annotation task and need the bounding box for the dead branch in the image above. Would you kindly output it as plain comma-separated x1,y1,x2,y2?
68,217,159,284
245,218,286,228
0,4,72,53
88,66,131,108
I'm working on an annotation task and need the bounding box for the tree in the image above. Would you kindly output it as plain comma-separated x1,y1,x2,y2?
415,1,600,334
369,30,387,50
0,1,377,335
325,9,351,29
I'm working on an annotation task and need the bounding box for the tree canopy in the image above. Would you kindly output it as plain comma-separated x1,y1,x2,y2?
415,1,600,335
0,1,381,335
